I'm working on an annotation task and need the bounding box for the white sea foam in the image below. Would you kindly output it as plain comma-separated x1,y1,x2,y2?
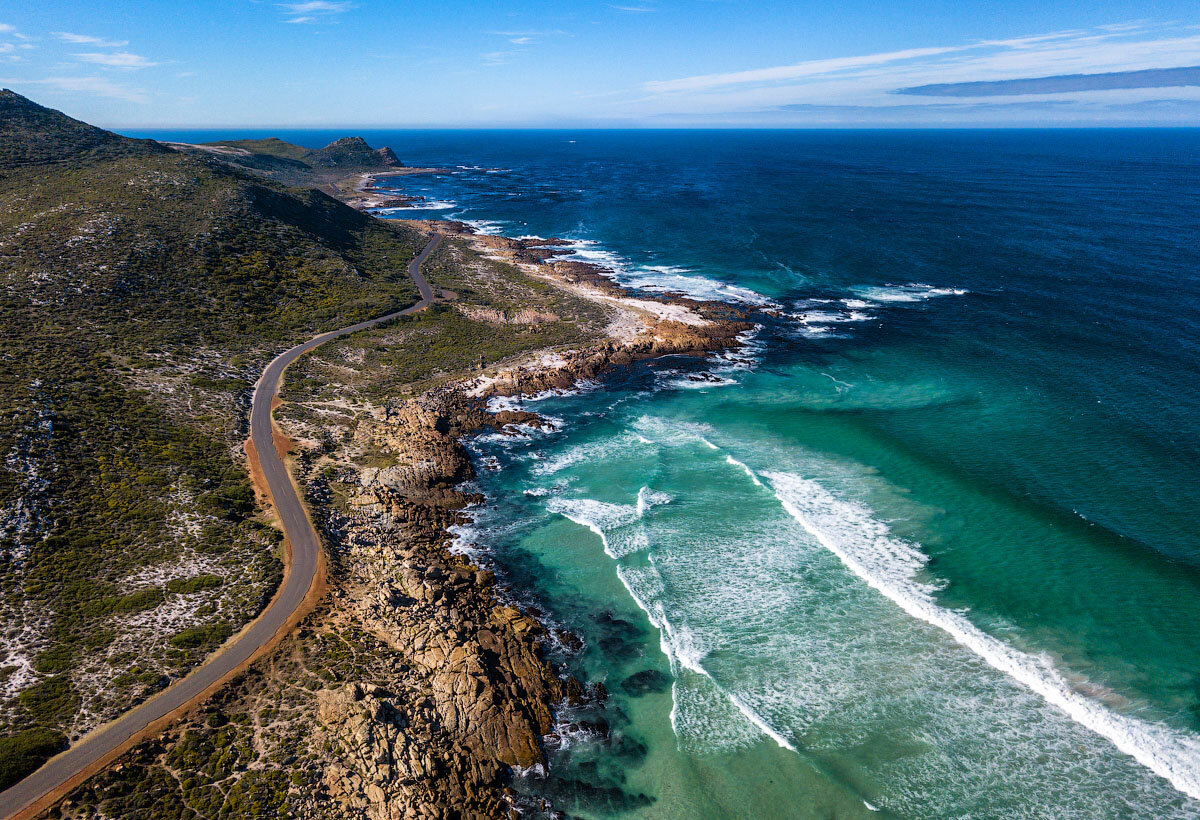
456,217,506,235
761,469,1200,802
631,416,718,449
725,454,763,486
636,486,673,517
401,199,458,211
852,283,968,303
546,497,649,559
614,559,793,753
560,240,776,307
631,265,778,306
662,372,739,390
485,380,602,415
530,430,648,476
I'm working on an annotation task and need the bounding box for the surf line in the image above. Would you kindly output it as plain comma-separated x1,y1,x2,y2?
548,484,799,755
758,468,1200,803
611,561,799,755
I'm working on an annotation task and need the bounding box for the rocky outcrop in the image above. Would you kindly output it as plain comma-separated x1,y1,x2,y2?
299,391,582,819
280,219,759,818
310,137,404,169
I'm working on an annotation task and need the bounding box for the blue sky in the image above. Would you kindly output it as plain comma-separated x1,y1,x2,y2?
2,1,1199,127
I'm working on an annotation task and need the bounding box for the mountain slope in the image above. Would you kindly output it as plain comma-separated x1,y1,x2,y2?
0,91,424,786
0,89,167,169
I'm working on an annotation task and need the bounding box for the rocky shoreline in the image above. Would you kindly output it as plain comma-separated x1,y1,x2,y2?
304,216,759,816
300,216,757,815
267,204,762,817
47,189,761,820
344,171,454,211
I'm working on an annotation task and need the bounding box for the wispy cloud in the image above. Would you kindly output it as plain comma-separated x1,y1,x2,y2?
52,31,129,48
898,65,1200,97
480,27,569,65
277,0,353,24
74,51,158,69
646,45,961,93
482,50,518,67
634,22,1200,121
609,4,656,11
486,28,571,47
10,75,147,103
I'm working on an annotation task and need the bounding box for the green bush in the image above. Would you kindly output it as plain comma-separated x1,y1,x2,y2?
0,728,66,790
18,676,78,726
167,574,224,594
32,645,73,675
112,588,166,613
169,623,233,650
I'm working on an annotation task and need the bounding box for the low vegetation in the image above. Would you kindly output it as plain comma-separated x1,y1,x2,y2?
0,90,425,783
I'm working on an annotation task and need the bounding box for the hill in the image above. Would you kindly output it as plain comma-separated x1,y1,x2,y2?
0,91,425,786
168,134,405,189
0,90,171,169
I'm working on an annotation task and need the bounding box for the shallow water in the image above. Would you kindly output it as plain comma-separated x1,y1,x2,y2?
140,128,1200,818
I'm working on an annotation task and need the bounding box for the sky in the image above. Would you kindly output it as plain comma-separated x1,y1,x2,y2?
1,0,1199,127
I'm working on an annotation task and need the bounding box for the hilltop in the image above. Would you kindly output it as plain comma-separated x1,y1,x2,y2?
0,89,167,169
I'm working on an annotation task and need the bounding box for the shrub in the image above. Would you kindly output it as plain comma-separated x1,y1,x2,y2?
166,574,224,595
169,622,233,650
0,728,66,790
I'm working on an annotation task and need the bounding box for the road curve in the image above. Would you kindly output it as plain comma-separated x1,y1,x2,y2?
0,232,442,820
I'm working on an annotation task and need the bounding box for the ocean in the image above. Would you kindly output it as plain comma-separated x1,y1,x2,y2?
140,128,1200,819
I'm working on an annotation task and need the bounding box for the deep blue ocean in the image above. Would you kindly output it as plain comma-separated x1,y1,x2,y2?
138,128,1200,818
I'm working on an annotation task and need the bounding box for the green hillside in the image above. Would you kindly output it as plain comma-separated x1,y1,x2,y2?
0,91,424,786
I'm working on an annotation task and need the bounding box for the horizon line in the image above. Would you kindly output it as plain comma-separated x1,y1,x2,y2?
113,123,1200,132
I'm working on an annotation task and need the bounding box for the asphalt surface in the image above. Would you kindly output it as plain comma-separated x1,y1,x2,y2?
0,232,442,820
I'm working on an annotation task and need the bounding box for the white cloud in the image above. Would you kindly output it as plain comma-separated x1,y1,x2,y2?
277,0,353,23
482,50,517,66
53,32,129,48
74,51,158,69
280,0,352,11
0,23,14,33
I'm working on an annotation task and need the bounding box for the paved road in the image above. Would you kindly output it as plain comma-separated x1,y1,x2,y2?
0,233,442,820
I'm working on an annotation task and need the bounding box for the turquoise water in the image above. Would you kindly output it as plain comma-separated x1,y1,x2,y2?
142,129,1200,817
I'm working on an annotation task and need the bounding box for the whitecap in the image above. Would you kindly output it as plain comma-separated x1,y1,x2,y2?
559,240,776,307
760,469,1200,802
852,283,968,303
400,199,458,211
547,497,648,558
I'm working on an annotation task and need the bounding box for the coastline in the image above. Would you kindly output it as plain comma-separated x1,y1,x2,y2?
342,170,454,211
46,189,763,818
278,206,763,815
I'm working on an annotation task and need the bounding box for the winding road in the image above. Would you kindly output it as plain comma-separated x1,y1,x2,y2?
0,233,442,820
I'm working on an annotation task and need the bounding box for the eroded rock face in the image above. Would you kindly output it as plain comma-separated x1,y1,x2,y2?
482,316,751,398
306,392,570,819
